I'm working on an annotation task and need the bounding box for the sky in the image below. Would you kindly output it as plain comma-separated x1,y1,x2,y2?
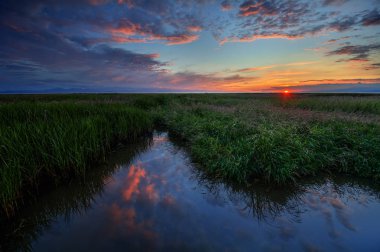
0,0,380,93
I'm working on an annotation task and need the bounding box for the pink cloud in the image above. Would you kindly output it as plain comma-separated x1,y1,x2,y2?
122,164,146,201
108,22,199,45
155,34,199,45
187,25,202,32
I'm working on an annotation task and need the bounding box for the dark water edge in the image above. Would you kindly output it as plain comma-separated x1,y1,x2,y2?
1,131,380,252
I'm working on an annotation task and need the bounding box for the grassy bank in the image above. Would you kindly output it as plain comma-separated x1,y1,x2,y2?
0,102,153,214
158,94,380,184
1,94,380,214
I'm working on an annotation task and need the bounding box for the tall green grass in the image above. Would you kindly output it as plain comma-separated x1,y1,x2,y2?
0,102,153,214
160,103,380,185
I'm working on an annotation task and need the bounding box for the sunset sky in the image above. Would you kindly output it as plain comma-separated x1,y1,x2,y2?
1,0,380,93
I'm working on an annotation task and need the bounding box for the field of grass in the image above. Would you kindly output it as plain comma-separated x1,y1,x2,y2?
159,94,380,184
1,93,380,214
281,94,380,115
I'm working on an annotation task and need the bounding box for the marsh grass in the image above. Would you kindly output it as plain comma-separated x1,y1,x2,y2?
160,97,380,185
0,102,152,214
1,93,380,214
281,95,380,115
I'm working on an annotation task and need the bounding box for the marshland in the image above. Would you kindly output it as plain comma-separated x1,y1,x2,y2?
2,0,380,250
1,93,380,251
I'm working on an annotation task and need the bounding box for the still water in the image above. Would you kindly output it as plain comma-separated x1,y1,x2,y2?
1,132,380,251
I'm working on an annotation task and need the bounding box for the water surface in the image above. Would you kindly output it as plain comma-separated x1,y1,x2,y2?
1,132,380,251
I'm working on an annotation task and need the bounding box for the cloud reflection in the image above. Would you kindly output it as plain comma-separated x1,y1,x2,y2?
3,132,380,251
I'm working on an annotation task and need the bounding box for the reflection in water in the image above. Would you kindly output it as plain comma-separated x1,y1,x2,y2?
0,136,152,252
1,132,380,251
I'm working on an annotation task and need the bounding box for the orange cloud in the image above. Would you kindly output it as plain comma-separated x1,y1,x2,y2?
147,53,160,59
109,25,198,45
187,25,202,32
122,164,146,201
109,21,142,36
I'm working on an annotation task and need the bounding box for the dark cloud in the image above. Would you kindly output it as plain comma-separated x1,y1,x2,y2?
221,1,380,44
361,9,380,26
322,0,348,6
239,0,280,16
0,0,208,90
364,63,380,70
328,16,358,32
327,43,380,62
217,0,314,43
221,0,233,11
150,71,260,91
0,17,166,88
325,36,352,44
0,0,204,46
1,0,378,47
